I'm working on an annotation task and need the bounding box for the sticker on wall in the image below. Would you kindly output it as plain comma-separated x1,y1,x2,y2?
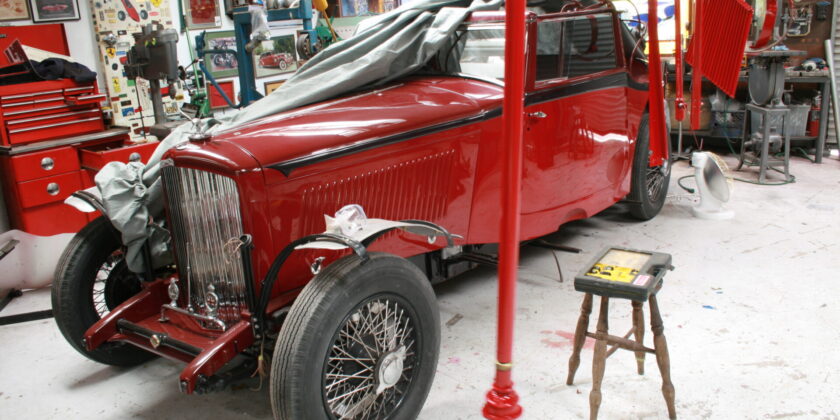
112,77,122,93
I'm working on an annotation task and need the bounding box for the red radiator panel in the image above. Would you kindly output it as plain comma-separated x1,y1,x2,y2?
686,0,753,97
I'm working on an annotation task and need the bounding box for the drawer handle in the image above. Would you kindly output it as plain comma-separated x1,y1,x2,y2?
47,182,60,196
8,117,101,134
41,157,55,170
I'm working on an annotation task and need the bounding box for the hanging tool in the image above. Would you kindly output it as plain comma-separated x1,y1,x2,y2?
312,0,338,42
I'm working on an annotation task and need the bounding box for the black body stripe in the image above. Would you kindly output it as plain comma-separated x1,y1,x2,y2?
268,108,502,176
266,73,646,176
525,72,647,106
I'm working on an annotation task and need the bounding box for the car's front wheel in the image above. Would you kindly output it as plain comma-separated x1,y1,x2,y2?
51,216,156,366
271,252,440,420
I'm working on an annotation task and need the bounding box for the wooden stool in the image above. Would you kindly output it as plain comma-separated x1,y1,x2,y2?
566,292,676,419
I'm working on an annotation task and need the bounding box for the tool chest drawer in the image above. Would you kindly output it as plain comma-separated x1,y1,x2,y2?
9,146,80,182
15,171,83,209
80,140,158,170
0,79,104,146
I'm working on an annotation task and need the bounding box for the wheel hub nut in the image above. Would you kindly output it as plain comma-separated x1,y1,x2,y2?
376,346,406,395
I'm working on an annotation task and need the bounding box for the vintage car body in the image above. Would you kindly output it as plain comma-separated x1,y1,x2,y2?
259,52,295,69
56,6,667,419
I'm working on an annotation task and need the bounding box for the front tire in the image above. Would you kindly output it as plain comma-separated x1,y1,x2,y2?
271,252,440,420
627,114,670,220
51,217,156,366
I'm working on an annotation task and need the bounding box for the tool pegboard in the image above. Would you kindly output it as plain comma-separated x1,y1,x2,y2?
89,0,183,141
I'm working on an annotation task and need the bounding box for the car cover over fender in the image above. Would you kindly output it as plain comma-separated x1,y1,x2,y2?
80,0,502,273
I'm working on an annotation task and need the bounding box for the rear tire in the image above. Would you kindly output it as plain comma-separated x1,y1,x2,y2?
271,252,440,420
627,114,670,220
51,217,156,366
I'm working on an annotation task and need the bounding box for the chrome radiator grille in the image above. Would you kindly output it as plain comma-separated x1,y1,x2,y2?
161,164,248,327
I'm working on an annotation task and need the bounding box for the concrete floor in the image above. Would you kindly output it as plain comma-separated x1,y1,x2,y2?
2,154,839,419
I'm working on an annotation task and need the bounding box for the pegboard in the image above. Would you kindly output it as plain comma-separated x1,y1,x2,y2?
89,0,183,141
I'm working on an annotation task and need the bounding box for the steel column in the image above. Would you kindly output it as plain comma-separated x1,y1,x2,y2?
482,0,526,418
647,0,668,165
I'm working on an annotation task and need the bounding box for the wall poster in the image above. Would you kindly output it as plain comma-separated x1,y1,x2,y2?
252,34,297,78
0,0,30,21
30,0,80,22
186,0,221,29
204,30,239,79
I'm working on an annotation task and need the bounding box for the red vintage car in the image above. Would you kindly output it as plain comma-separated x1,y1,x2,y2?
259,52,295,71
52,7,669,420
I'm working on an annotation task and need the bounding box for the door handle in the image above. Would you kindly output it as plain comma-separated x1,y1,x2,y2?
528,111,547,119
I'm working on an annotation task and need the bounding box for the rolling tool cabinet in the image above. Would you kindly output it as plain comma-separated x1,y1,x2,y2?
0,79,157,236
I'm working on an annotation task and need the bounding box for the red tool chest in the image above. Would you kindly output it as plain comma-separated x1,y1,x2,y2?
0,80,106,146
0,79,157,236
0,24,160,237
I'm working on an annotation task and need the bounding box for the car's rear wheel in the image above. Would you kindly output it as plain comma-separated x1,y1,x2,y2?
627,114,670,220
271,252,440,420
52,216,156,366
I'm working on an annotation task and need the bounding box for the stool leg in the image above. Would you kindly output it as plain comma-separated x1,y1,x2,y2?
632,300,645,375
649,295,676,419
566,293,593,385
589,296,609,420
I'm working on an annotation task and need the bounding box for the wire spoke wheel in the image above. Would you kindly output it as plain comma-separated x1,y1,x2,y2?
272,253,439,420
52,216,156,366
324,297,417,419
645,165,667,205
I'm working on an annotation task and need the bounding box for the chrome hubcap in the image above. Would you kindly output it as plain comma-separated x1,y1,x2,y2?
375,346,406,395
324,298,417,419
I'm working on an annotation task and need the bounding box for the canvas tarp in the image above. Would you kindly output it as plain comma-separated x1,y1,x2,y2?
90,0,502,273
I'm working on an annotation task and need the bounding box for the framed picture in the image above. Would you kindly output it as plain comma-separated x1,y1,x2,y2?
186,0,221,29
252,35,298,78
208,80,236,109
264,80,285,95
204,31,239,79
0,0,30,22
29,0,80,22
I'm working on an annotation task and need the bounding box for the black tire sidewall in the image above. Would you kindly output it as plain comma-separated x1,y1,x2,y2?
272,253,440,420
51,217,155,366
628,114,670,220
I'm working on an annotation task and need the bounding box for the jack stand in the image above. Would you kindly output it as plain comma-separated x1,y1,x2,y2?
738,104,792,183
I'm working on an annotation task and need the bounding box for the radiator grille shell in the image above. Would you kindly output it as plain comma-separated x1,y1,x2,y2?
161,162,248,327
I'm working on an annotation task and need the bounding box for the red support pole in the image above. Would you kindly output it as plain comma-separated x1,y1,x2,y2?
481,0,525,418
691,0,703,131
674,0,685,122
647,0,668,165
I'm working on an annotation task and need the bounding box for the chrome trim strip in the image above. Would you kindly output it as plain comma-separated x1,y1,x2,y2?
3,104,72,116
1,89,64,100
6,109,99,125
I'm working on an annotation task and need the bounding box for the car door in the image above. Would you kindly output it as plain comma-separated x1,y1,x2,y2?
521,12,630,215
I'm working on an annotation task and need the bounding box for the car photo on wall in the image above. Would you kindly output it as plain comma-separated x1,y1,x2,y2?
204,30,239,79
253,34,298,78
29,0,79,22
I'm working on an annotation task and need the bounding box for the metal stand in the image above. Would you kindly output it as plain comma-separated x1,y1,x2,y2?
738,104,792,183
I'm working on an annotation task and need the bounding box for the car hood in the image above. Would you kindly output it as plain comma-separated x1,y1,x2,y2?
208,76,503,173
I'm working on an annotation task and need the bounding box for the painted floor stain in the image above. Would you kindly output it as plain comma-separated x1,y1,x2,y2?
539,330,594,349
